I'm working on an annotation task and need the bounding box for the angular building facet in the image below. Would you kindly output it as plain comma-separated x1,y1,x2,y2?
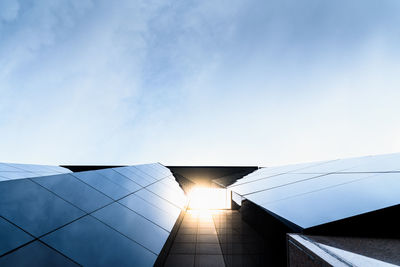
1,154,400,266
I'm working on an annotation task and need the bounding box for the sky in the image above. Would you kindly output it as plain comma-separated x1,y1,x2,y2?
0,0,400,166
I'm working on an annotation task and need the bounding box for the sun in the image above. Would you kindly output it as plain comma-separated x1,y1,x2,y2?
188,187,231,210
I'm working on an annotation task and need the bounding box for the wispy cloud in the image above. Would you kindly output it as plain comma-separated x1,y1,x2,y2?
0,0,399,165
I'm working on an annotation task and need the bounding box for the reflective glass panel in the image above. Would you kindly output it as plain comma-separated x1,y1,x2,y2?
92,202,169,254
42,165,71,173
0,163,21,172
150,163,171,176
135,189,181,217
0,241,78,266
33,174,113,213
231,173,325,196
134,165,164,180
0,217,33,255
261,172,400,228
41,215,157,267
345,153,400,172
246,173,374,205
0,179,85,237
5,163,56,173
146,182,186,208
0,172,38,180
293,156,370,173
72,171,130,200
113,167,154,187
231,160,333,187
119,194,177,231
126,166,158,182
95,169,142,192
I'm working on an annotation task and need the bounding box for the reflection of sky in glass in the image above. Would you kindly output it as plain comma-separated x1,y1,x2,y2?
262,172,400,228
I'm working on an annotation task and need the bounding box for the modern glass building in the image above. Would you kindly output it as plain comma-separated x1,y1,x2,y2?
1,154,400,266
0,163,186,266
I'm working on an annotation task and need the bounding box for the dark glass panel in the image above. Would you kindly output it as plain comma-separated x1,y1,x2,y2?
0,217,33,255
72,171,130,200
95,169,141,192
135,189,181,217
146,182,186,208
41,215,157,267
0,179,85,237
33,174,113,213
119,194,177,231
0,241,78,266
92,202,169,254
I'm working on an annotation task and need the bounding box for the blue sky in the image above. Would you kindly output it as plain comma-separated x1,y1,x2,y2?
1,0,400,166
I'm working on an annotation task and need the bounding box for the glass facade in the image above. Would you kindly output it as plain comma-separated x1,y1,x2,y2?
229,153,400,229
0,162,71,181
0,163,186,266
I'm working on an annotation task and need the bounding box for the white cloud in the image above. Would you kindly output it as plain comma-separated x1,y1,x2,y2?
0,0,400,166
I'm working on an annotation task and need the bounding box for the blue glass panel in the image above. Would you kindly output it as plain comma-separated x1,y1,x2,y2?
146,163,171,177
261,172,400,228
345,153,400,172
246,173,373,204
231,173,326,196
231,160,332,187
119,194,177,231
146,182,186,208
5,163,56,173
292,156,370,173
127,166,159,182
33,174,113,213
95,169,142,192
135,189,181,217
42,165,71,173
0,163,21,172
92,202,169,254
0,172,37,179
0,241,78,266
134,164,164,180
138,164,168,178
0,179,85,237
72,171,130,200
41,215,157,267
0,217,33,255
113,167,154,186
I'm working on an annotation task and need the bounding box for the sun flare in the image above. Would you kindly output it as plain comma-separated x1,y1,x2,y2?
188,187,231,210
